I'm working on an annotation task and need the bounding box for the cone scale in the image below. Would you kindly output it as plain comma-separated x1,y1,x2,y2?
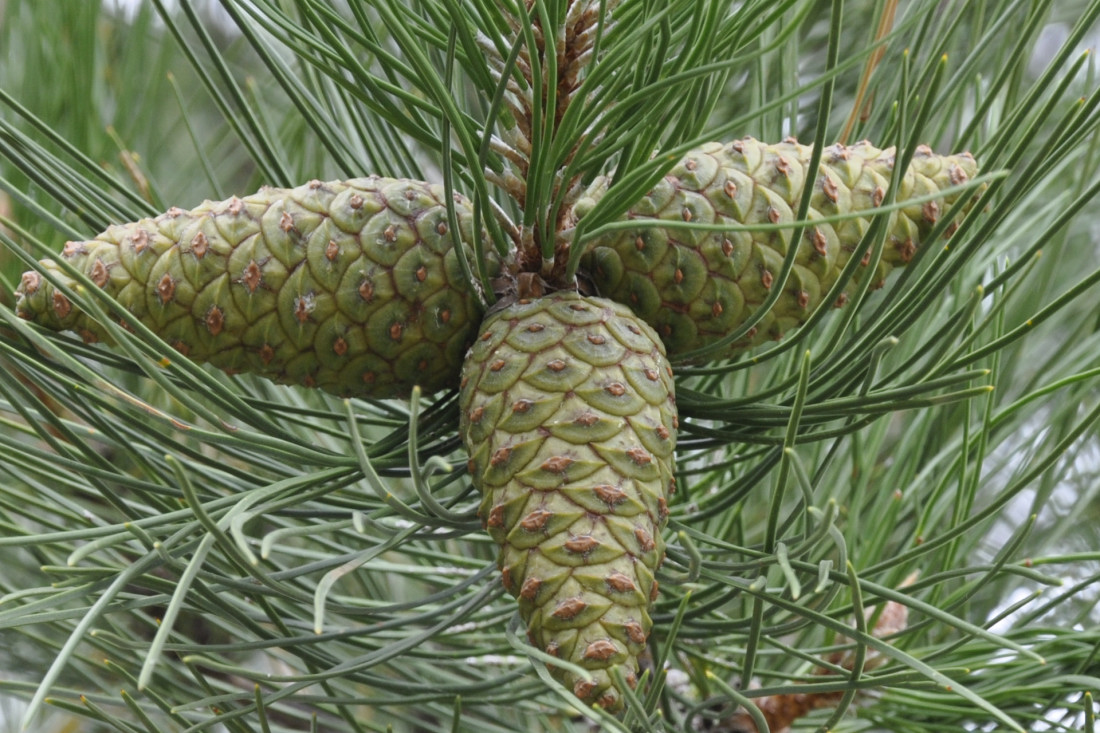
15,177,497,399
459,292,676,710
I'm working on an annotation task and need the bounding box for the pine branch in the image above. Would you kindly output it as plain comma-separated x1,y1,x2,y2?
1,1,1099,731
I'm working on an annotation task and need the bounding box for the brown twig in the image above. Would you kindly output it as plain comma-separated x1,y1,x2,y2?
490,0,618,284
723,573,918,733
839,0,898,144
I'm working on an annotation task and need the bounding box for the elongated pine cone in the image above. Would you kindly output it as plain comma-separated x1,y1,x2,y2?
459,292,676,711
578,138,983,359
15,177,499,398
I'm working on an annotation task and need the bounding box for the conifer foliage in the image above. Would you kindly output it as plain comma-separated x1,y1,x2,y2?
1,1,1099,731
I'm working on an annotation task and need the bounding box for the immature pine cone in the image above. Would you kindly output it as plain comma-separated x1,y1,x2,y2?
578,138,982,359
460,292,676,711
16,177,499,398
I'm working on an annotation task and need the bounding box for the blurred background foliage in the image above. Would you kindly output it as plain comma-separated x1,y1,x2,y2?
1,0,1100,731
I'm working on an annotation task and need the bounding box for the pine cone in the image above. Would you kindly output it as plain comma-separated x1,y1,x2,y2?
15,177,499,398
577,138,983,359
459,292,676,711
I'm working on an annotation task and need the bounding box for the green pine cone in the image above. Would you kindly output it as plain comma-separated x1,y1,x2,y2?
577,138,983,359
15,177,499,398
459,292,676,711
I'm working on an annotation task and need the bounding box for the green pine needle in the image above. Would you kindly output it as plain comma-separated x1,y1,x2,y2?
1,1,1100,731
